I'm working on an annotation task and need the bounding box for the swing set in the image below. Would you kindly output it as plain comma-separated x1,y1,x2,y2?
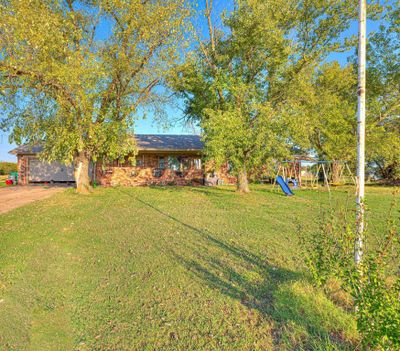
273,158,356,192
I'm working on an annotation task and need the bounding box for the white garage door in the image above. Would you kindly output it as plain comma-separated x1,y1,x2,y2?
28,158,75,182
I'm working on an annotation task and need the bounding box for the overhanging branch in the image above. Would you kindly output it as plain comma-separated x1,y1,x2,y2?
0,63,79,112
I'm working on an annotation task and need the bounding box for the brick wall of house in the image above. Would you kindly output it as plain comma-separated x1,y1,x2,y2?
15,152,237,187
96,153,205,187
96,167,205,187
96,152,237,187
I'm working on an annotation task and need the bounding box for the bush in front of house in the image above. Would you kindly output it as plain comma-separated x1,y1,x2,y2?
0,162,17,175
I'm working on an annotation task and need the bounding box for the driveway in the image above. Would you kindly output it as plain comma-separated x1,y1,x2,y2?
0,186,67,214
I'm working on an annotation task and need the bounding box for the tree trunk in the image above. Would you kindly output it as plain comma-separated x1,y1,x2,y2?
331,161,343,184
237,168,250,193
74,152,92,194
382,162,399,181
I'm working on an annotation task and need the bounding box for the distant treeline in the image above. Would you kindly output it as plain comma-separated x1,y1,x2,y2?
0,162,17,175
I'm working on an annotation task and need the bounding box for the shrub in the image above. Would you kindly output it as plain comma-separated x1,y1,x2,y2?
300,196,400,350
349,222,400,350
299,207,354,287
0,162,17,175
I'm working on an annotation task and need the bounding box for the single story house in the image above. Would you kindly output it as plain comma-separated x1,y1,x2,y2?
9,134,236,186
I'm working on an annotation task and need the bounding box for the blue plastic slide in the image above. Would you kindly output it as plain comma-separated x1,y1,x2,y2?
276,176,294,196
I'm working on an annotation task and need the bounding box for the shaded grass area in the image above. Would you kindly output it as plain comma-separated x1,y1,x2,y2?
0,185,397,350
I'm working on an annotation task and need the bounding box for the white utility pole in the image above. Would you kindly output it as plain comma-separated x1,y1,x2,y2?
355,0,367,267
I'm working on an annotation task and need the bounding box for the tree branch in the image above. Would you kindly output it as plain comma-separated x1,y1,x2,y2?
205,0,215,53
0,64,79,112
124,78,160,118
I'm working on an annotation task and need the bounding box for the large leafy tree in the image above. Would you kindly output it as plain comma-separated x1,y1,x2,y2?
307,62,357,182
305,2,398,183
309,63,357,161
171,0,359,193
366,1,400,180
0,0,188,193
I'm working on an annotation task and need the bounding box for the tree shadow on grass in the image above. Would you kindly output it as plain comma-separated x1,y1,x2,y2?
166,236,357,350
187,186,237,197
253,186,297,198
117,187,357,350
145,185,235,194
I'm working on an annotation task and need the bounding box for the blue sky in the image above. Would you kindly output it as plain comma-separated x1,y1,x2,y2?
0,2,382,162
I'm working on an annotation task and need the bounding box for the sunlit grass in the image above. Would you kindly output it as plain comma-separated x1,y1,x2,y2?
0,184,397,350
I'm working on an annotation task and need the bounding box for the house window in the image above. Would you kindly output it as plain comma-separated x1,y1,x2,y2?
194,158,202,170
181,157,190,171
168,156,180,171
158,156,165,169
136,155,144,167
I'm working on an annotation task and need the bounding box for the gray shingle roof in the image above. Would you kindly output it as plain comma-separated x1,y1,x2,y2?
8,144,44,155
9,134,204,155
135,134,203,151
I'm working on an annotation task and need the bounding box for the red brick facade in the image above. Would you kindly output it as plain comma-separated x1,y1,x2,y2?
96,153,202,186
15,152,237,187
95,152,236,187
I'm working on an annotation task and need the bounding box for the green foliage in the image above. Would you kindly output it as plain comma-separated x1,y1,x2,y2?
0,162,17,175
365,2,400,180
306,62,357,163
291,2,397,181
350,221,400,350
0,0,188,179
300,206,355,287
202,104,288,176
301,195,400,350
171,0,359,189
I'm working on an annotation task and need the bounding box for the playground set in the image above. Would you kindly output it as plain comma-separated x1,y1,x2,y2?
272,157,355,196
4,171,18,186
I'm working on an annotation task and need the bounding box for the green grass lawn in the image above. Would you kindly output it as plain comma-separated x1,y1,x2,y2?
0,185,397,351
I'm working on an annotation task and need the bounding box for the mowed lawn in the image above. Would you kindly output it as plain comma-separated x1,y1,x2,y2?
0,185,397,351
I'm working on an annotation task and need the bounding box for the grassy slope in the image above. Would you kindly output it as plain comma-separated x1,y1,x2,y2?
0,185,397,351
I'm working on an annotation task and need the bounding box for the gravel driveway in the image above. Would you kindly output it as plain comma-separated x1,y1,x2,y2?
0,186,67,214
